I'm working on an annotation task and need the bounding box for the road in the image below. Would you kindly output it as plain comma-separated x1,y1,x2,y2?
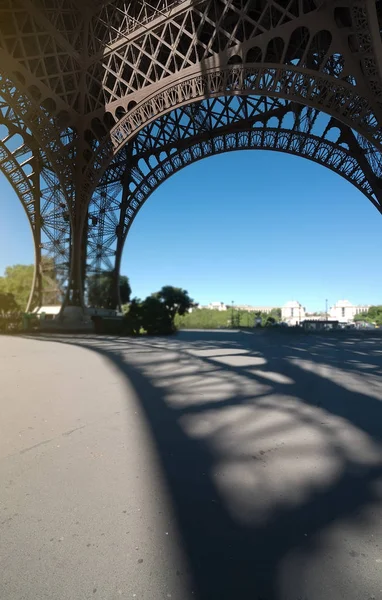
1,329,382,600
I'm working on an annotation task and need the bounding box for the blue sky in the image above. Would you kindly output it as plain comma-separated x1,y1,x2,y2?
1,150,381,311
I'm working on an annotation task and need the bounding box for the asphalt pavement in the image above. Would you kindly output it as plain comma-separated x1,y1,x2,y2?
1,330,382,600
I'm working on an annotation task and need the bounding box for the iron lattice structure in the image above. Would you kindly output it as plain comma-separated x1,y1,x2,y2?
0,0,381,310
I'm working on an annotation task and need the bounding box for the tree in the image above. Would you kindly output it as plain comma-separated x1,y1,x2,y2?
232,310,241,327
264,315,276,327
87,271,131,308
0,292,19,316
119,276,131,305
156,286,194,322
87,272,112,308
141,295,172,335
0,292,21,333
124,298,142,335
0,264,34,309
354,311,369,322
0,259,62,310
138,286,194,335
366,305,382,325
269,308,281,321
354,305,382,326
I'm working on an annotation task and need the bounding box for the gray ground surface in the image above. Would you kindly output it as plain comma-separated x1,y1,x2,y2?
1,330,382,600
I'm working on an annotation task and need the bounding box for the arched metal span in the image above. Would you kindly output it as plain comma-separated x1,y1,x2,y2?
86,92,382,306
0,0,381,309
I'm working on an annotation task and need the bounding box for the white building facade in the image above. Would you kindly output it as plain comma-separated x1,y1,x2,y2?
197,303,278,312
281,299,370,325
197,302,227,311
281,301,306,326
329,300,370,323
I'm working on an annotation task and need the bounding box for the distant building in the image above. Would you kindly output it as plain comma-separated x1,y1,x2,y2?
234,305,277,313
198,303,279,313
198,302,227,311
329,300,370,323
282,299,370,325
281,301,306,326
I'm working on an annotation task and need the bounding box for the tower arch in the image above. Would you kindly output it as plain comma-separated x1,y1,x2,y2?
87,92,382,308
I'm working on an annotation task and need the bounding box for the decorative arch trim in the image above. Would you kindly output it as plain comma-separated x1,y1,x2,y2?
85,62,381,201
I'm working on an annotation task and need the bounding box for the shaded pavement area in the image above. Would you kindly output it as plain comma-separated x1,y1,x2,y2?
1,329,382,600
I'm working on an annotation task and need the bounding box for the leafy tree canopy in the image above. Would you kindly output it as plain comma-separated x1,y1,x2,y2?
119,276,131,305
353,311,368,322
0,265,34,310
0,292,19,316
88,272,131,308
269,308,281,320
156,286,194,320
0,258,62,310
354,305,382,326
123,297,142,335
123,287,194,335
175,307,282,330
264,315,276,327
141,295,172,335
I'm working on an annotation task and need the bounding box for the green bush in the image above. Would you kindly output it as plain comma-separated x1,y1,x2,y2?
140,296,173,335
122,288,194,336
0,313,23,333
264,316,276,327
175,309,231,329
0,292,22,333
174,308,281,329
123,299,142,335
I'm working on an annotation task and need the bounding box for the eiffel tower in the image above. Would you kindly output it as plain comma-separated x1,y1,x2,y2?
0,1,381,314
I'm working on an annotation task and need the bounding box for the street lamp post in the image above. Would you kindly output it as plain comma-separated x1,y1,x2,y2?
231,300,234,328
325,299,328,321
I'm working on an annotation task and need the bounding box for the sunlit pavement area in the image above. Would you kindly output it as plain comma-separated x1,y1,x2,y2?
1,330,382,600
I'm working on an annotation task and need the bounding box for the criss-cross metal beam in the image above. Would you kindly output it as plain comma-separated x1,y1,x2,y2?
0,84,71,309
